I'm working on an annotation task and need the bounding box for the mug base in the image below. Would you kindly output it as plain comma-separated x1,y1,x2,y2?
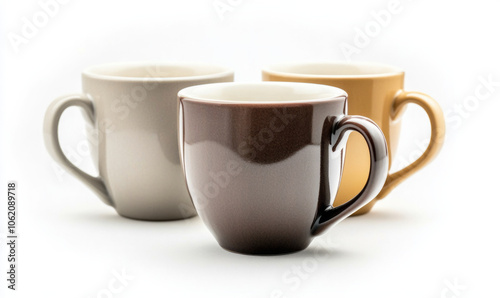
218,241,311,256
116,210,197,221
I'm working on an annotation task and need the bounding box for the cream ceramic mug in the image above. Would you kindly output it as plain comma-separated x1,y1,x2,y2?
44,62,234,220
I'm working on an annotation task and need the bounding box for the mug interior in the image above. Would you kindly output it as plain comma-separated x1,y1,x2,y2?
83,62,233,81
263,61,403,78
178,82,346,104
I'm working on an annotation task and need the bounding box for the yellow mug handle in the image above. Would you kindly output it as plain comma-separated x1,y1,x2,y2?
377,91,446,199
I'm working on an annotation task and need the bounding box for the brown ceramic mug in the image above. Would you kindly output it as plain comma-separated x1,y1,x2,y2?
178,82,389,254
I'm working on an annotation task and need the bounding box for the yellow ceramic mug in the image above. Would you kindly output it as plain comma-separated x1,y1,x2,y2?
263,62,445,215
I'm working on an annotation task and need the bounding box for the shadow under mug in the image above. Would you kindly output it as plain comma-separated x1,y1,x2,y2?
263,62,446,215
178,82,389,254
44,62,234,220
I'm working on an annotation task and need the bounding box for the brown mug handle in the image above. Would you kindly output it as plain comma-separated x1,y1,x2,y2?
376,91,446,199
311,116,389,236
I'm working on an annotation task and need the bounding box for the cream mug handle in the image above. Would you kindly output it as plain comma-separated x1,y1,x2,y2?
43,94,113,206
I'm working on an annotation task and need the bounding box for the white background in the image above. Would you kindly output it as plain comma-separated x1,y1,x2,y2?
1,0,499,297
